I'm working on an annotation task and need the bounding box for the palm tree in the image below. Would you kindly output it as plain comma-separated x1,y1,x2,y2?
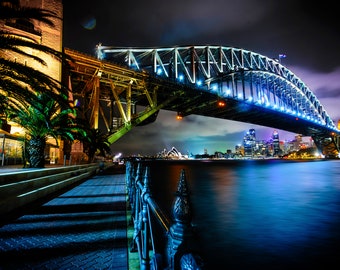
0,1,81,167
82,128,112,163
7,92,84,168
0,0,70,121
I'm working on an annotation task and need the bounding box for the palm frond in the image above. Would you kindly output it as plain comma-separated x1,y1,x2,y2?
0,58,70,101
0,3,59,27
0,33,68,65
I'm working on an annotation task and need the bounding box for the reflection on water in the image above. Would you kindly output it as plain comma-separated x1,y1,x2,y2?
145,159,340,269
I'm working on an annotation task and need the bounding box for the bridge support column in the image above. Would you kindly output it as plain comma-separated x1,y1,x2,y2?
92,77,100,129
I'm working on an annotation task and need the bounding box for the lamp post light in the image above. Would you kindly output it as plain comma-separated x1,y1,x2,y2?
279,54,287,64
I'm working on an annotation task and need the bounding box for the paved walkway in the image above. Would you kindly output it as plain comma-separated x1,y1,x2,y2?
0,168,130,270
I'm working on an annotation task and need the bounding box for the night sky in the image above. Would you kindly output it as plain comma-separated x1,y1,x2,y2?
62,0,340,156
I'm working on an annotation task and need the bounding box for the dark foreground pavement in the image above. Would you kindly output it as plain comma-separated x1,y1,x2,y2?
0,168,129,270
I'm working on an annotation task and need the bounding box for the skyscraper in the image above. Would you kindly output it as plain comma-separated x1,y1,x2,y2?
272,130,280,156
243,129,256,157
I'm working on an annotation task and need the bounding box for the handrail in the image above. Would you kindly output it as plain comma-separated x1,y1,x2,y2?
126,161,204,270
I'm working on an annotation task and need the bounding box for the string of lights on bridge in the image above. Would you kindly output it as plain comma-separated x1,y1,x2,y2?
96,44,339,132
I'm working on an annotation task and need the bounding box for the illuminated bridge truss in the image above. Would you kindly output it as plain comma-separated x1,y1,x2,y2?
64,46,340,157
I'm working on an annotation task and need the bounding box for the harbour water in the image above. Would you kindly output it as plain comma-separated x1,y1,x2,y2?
144,159,340,269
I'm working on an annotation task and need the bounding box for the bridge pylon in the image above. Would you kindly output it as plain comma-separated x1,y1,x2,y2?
64,48,168,144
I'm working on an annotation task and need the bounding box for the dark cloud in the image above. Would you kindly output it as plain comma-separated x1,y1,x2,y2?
315,87,340,99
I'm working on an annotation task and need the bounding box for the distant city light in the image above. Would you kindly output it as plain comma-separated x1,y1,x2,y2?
113,153,122,160
176,112,183,120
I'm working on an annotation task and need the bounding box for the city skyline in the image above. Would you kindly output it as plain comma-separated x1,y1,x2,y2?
157,128,313,157
63,0,340,156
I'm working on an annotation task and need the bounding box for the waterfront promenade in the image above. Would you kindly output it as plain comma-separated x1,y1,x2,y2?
0,165,132,269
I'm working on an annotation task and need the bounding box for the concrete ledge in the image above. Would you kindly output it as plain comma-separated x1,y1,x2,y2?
0,164,99,216
0,164,97,185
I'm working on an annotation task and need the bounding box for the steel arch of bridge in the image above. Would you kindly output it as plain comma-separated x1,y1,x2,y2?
64,45,340,157
98,45,336,130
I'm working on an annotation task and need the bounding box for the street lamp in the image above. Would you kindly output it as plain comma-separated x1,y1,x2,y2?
278,54,287,64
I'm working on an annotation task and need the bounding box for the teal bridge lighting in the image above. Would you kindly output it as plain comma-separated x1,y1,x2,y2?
65,45,340,158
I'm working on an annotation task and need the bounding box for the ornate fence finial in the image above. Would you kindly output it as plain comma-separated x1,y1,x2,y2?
166,169,197,269
141,166,151,203
173,169,192,225
143,166,150,188
126,163,204,270
136,162,143,184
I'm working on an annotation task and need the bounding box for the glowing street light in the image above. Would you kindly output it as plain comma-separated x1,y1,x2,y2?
279,54,287,64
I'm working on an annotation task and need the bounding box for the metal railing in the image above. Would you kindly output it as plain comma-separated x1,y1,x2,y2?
126,161,204,270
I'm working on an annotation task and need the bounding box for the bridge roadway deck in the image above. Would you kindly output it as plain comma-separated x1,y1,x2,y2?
0,165,132,270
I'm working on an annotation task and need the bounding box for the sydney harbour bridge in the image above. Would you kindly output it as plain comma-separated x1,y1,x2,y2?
63,45,340,158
